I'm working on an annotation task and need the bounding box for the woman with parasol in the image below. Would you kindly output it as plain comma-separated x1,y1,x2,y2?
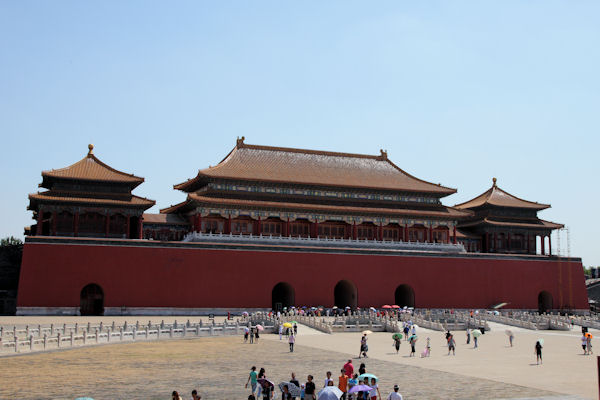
392,333,402,354
535,339,543,364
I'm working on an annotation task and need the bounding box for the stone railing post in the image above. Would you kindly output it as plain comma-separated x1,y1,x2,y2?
209,326,214,335
63,323,67,334
87,322,91,332
133,327,137,341
199,319,203,327
196,325,200,336
75,323,78,333
157,327,160,340
57,333,61,348
70,331,75,347
83,330,87,345
136,321,140,331
29,335,34,351
119,327,124,341
111,321,115,331
186,319,191,328
95,328,99,343
160,320,165,329
174,320,178,329
43,333,47,349
170,326,174,338
107,328,112,342
124,321,128,332
99,322,103,332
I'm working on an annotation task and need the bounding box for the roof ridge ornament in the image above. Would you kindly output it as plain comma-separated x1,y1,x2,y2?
236,136,246,148
380,149,388,160
88,144,94,156
492,177,497,187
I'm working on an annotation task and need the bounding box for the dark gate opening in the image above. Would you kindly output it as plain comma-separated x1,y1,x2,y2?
538,290,553,314
272,282,295,311
395,284,415,308
334,280,357,309
80,283,104,316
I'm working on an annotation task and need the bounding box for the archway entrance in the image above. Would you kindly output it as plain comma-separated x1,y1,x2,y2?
334,280,357,309
538,291,553,314
272,282,295,311
80,284,104,316
395,284,415,308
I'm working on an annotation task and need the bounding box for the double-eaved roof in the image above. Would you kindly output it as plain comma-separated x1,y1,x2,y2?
455,178,549,210
174,138,456,195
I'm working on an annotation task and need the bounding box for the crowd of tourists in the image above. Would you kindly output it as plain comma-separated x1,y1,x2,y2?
245,360,402,400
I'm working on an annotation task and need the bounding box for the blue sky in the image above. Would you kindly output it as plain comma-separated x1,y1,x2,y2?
1,2,598,265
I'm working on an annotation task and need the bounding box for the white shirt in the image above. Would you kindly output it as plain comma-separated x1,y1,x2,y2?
324,378,333,387
387,391,403,400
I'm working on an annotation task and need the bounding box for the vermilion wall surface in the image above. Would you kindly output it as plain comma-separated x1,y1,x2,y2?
17,240,589,310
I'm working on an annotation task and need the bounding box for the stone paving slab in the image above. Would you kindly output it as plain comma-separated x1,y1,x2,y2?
0,335,562,400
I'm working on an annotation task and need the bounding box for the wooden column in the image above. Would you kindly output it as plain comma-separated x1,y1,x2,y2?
74,212,79,237
257,216,262,236
452,226,457,244
226,216,231,234
197,214,202,233
404,225,409,242
507,233,511,251
105,214,110,237
541,235,545,255
526,233,530,254
125,215,130,239
36,208,43,235
137,216,143,239
352,222,357,240
493,233,497,252
485,233,490,252
51,211,57,236
548,234,552,256
428,226,433,243
285,218,290,237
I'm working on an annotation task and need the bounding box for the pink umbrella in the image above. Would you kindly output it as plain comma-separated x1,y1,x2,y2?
382,305,393,309
256,324,264,331
392,305,401,309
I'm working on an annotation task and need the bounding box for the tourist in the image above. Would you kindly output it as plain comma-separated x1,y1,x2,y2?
409,335,416,357
359,334,368,358
290,372,300,400
172,391,183,400
324,371,333,387
294,323,298,335
279,324,284,340
588,336,594,355
422,337,431,357
343,359,354,379
509,332,514,347
304,375,316,400
191,389,201,400
348,374,358,400
250,327,255,344
257,368,266,398
581,334,588,355
358,363,366,375
369,377,381,400
386,385,402,400
338,369,349,400
255,327,260,343
244,327,249,343
249,396,256,400
246,366,258,394
410,324,416,336
473,333,478,349
447,334,456,356
465,328,470,344
262,383,273,400
535,340,543,365
282,384,293,400
289,334,295,352
393,336,401,354
403,324,409,341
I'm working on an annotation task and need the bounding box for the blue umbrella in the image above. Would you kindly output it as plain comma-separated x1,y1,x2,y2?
75,398,94,400
358,373,378,383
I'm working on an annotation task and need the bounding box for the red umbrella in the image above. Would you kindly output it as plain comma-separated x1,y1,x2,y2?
392,305,401,309
382,305,393,309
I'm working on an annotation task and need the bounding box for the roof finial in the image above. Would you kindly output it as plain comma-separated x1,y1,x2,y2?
492,177,497,187
236,136,245,147
88,144,94,156
380,149,388,160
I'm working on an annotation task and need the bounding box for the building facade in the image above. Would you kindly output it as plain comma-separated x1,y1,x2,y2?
18,140,587,315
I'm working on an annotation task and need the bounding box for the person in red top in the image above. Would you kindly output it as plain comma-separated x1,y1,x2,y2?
338,369,349,400
343,359,354,380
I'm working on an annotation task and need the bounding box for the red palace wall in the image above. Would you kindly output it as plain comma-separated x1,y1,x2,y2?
17,238,589,312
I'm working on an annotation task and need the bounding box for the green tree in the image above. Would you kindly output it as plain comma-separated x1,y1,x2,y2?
0,236,23,246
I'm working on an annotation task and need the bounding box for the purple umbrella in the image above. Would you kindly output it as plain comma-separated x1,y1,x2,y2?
257,378,274,388
348,385,372,393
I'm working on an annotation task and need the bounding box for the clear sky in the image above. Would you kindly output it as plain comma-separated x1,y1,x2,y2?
1,2,598,265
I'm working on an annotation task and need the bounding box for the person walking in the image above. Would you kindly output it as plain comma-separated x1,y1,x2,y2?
393,336,401,354
587,335,593,355
246,366,258,395
368,377,380,400
244,327,249,343
290,372,300,400
255,327,260,343
289,334,295,352
191,389,201,400
249,327,254,344
279,324,284,340
409,336,416,357
465,329,470,344
509,332,514,347
358,363,366,375
535,340,543,365
324,371,333,387
581,334,588,355
343,359,354,380
425,337,431,357
447,334,456,355
294,323,298,336
473,334,478,349
304,375,316,400
359,334,368,358
338,369,349,400
403,324,409,341
282,385,293,400
386,385,402,400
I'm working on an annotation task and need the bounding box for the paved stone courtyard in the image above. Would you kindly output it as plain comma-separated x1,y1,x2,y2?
0,335,566,400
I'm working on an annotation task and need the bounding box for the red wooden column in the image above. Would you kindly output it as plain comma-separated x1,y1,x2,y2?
105,214,110,237
404,225,409,242
225,216,231,234
352,222,357,240
198,214,203,233
125,215,130,239
314,221,319,238
452,226,457,244
51,211,57,236
541,235,545,255
493,233,497,252
137,216,143,239
526,233,530,253
257,216,262,236
485,233,490,252
507,233,511,251
285,218,290,237
548,234,552,256
36,208,43,235
74,212,79,237
428,226,433,243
